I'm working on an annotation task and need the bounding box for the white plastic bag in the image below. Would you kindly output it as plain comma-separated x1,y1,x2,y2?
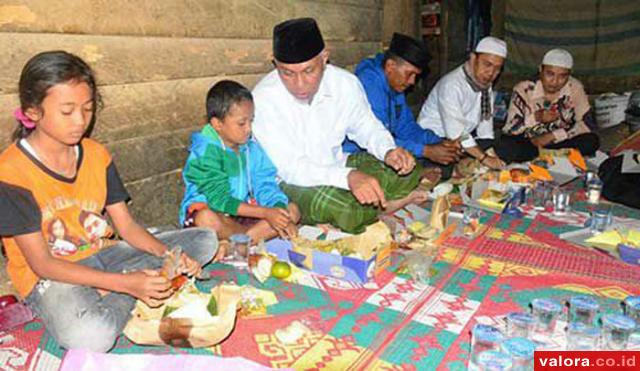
595,92,631,129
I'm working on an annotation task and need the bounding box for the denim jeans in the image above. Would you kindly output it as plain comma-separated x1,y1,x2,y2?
24,227,217,352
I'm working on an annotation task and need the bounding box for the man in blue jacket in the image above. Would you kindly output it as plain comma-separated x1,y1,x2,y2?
343,33,461,168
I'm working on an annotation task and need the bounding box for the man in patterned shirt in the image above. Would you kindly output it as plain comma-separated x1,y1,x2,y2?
496,49,599,163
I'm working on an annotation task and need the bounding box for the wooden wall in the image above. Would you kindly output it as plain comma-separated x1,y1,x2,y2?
382,0,419,46
0,0,417,227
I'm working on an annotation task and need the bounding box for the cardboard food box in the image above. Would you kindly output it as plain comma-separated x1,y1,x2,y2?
265,222,393,283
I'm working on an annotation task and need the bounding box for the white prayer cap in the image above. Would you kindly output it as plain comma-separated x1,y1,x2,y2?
474,37,507,58
542,48,573,69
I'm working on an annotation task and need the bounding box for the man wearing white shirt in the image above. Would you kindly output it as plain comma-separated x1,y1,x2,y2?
252,18,423,233
417,36,507,177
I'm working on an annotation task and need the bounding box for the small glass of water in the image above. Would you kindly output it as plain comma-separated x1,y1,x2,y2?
531,298,563,336
470,324,505,368
566,322,601,350
229,233,251,263
505,312,535,338
531,182,548,211
404,251,432,285
590,204,613,234
568,296,600,326
590,210,609,234
552,187,571,215
601,314,636,350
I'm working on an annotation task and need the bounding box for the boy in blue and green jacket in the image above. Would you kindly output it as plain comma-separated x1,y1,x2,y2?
180,80,299,243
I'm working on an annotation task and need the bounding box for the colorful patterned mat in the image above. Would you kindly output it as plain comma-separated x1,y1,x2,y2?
3,198,640,370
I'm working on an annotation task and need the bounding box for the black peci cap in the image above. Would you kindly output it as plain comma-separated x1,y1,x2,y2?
273,18,325,64
388,32,430,70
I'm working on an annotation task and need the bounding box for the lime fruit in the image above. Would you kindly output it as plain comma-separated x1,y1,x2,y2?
271,261,292,279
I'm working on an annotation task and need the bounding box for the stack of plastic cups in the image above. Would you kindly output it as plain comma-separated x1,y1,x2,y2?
565,296,600,350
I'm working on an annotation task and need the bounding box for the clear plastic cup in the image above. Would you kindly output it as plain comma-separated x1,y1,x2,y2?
565,322,600,350
229,233,251,262
623,296,640,325
463,207,482,237
505,312,535,339
552,187,571,215
531,182,548,211
531,298,562,336
501,337,536,371
404,251,432,285
568,296,600,326
470,324,505,368
628,332,640,349
590,204,613,234
601,314,636,350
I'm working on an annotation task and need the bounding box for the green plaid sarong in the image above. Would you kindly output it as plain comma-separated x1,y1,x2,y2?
280,153,421,234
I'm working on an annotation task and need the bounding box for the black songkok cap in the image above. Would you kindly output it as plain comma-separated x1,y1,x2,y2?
388,32,430,70
273,18,325,63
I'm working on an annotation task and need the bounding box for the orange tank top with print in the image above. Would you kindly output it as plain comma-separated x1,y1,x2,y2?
0,138,117,298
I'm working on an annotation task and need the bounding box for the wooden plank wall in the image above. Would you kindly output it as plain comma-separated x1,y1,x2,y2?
0,0,397,227
382,0,419,47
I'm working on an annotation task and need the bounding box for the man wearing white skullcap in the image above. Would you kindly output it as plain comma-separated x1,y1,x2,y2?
542,48,573,69
417,36,508,178
497,48,598,163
